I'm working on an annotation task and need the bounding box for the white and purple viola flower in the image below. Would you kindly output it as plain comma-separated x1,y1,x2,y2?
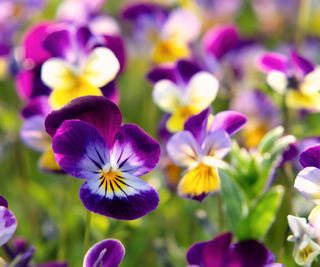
259,50,320,110
166,107,246,201
17,22,126,109
83,239,125,267
122,2,200,63
186,232,281,267
45,96,160,220
148,60,219,132
0,196,17,247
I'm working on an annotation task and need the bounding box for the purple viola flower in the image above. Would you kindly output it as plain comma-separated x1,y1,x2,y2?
45,96,160,220
0,196,17,247
83,239,125,267
259,50,320,110
187,232,281,267
231,89,281,148
122,2,200,63
166,108,246,201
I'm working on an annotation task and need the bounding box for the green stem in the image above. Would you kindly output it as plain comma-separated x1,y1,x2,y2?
83,210,92,254
217,194,225,232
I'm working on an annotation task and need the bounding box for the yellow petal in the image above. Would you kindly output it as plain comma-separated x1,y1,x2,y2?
151,39,190,64
178,163,220,199
286,90,320,110
41,58,77,90
49,80,102,109
83,47,120,87
39,147,61,172
166,106,196,132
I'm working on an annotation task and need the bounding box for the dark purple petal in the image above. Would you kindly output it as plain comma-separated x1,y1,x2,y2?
22,22,53,64
79,179,159,220
45,96,122,149
100,80,120,104
203,25,239,61
176,60,202,84
157,114,173,143
52,120,109,179
228,240,272,267
290,50,314,76
299,144,320,168
258,53,288,73
210,111,247,136
112,124,161,176
13,247,35,267
99,35,126,73
0,196,8,208
76,26,92,53
43,25,72,58
83,239,125,267
184,108,211,144
16,66,50,101
187,232,232,266
21,96,51,119
0,44,10,57
147,65,177,84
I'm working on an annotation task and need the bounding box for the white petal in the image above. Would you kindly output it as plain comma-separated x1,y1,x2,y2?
153,80,181,112
202,130,231,159
83,47,120,87
287,215,315,239
301,68,320,95
266,70,287,94
167,131,200,167
185,71,219,111
295,167,320,205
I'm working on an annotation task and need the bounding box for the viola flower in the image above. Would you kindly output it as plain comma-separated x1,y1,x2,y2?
259,50,320,110
166,108,246,201
287,215,320,266
187,232,281,267
0,196,17,247
149,60,219,132
83,239,125,267
45,96,160,220
20,96,61,172
231,89,281,148
122,2,200,63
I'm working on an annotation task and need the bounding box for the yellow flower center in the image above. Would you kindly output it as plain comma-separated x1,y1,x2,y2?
99,170,126,194
298,244,315,263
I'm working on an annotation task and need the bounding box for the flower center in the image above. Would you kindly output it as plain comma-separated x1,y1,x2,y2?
98,170,126,195
298,244,315,262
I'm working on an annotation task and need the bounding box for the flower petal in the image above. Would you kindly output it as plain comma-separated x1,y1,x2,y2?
202,130,231,159
80,172,159,220
0,196,8,208
210,111,247,136
167,131,200,167
291,50,314,76
21,96,51,119
176,59,202,84
259,53,288,73
153,79,181,113
147,65,177,84
266,71,287,94
39,147,62,173
52,120,109,179
0,206,17,246
83,239,125,267
45,96,122,149
83,47,120,88
186,71,219,111
295,167,320,205
178,163,220,201
110,124,160,176
299,144,320,168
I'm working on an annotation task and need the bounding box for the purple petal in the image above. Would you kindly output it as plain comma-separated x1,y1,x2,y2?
37,262,68,267
100,80,120,104
290,50,314,76
258,53,288,73
83,239,125,267
187,232,232,266
22,22,52,64
79,177,159,220
228,240,272,267
210,111,247,136
16,66,50,101
157,114,173,143
21,96,51,119
111,124,161,176
45,96,122,149
0,206,17,246
184,108,211,144
203,25,239,61
43,25,72,59
147,65,177,84
299,144,320,168
52,120,109,179
176,60,202,84
0,196,8,208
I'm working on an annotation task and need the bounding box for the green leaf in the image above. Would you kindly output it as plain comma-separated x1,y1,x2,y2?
241,186,284,240
258,126,284,154
220,171,248,232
